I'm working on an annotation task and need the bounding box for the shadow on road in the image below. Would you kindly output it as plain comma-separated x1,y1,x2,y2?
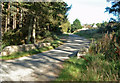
0,34,90,81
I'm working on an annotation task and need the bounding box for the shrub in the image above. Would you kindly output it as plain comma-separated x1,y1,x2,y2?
89,30,120,61
97,22,120,34
41,30,52,38
51,40,62,48
52,34,59,40
2,28,28,47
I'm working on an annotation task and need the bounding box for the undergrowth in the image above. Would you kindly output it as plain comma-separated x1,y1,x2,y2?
57,55,120,81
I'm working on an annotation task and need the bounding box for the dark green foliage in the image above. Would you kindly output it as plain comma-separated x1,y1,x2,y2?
71,19,82,33
96,22,120,34
105,1,120,22
60,20,71,33
2,2,71,48
41,30,52,38
52,34,59,40
96,22,108,33
2,29,24,46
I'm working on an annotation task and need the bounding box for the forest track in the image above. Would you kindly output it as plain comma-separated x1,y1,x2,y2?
0,34,90,81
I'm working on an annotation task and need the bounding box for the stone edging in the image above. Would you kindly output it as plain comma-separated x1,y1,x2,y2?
1,43,51,56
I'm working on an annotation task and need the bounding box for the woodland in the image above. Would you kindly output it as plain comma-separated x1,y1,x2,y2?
1,2,72,48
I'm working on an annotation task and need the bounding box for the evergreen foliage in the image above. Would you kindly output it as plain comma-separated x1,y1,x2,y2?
105,1,120,22
71,19,82,33
1,2,71,48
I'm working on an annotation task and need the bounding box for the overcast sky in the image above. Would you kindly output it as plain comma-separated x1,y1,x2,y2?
64,0,112,24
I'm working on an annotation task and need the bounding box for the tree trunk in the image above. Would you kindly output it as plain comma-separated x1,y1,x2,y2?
19,9,23,28
32,17,36,44
13,14,16,29
3,3,8,32
0,2,2,52
5,15,8,32
7,2,10,30
27,17,33,44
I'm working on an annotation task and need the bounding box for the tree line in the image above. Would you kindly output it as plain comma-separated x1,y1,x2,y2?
1,2,71,47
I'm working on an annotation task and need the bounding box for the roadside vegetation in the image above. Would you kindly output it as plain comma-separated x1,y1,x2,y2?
57,0,120,81
0,33,69,60
0,46,53,60
1,2,71,50
0,2,71,59
74,29,103,40
57,55,120,81
1,1,120,81
70,19,82,33
57,22,120,81
0,2,82,60
0,39,64,60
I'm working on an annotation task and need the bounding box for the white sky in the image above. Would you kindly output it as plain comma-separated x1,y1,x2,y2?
64,0,112,24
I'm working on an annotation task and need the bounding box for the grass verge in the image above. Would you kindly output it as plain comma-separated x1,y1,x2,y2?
56,54,120,81
74,29,104,40
0,46,53,60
